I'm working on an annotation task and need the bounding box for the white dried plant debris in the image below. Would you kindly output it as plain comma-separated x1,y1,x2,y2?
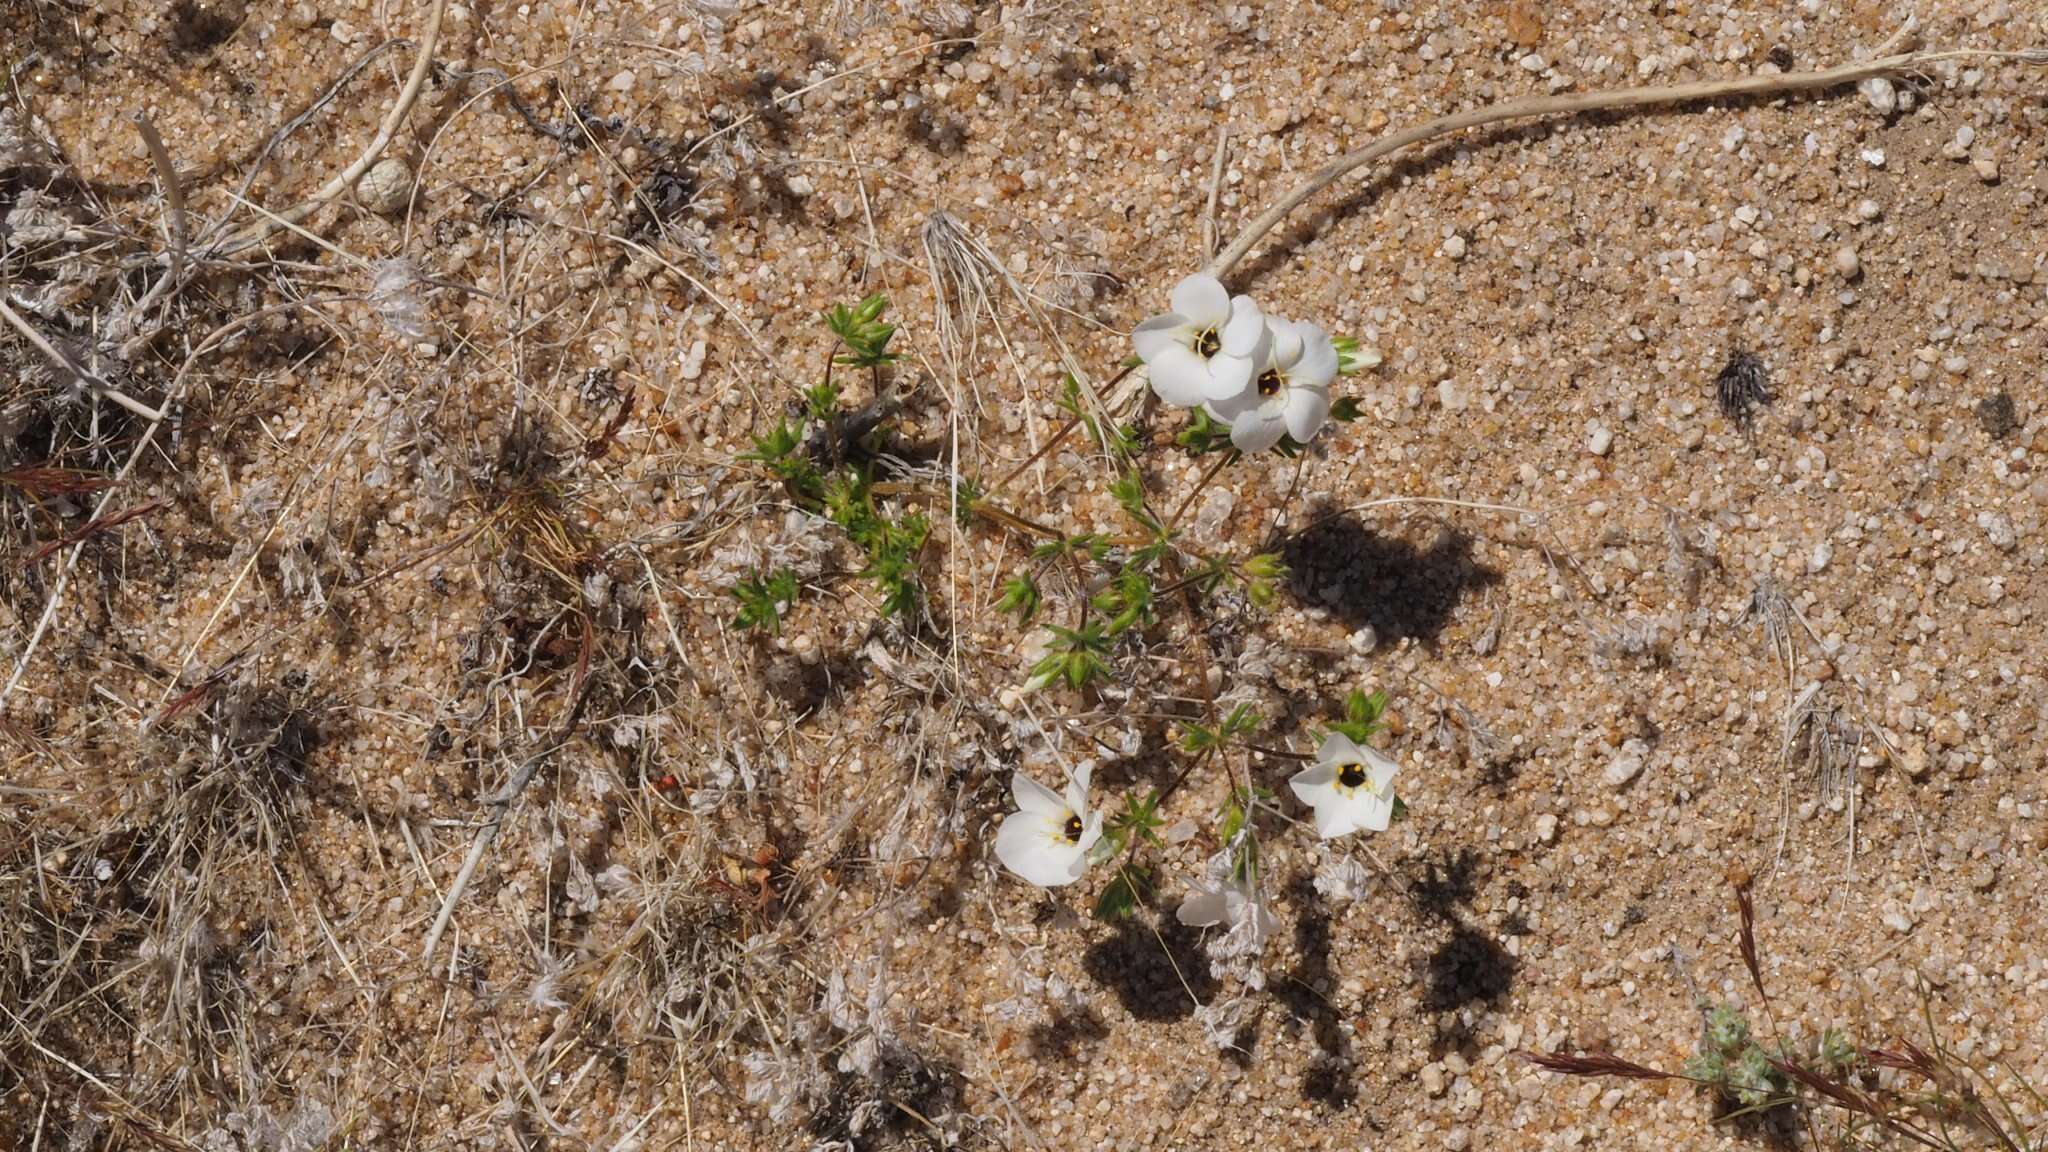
369,259,430,340
565,847,599,914
1179,842,1278,991
0,104,50,169
700,509,835,590
1591,613,1670,667
1197,993,1258,1051
922,209,1006,371
824,957,911,1080
529,953,573,1011
1313,852,1374,906
987,948,1089,1024
5,188,77,246
606,712,669,748
274,538,329,614
596,863,637,897
689,746,760,813
743,1041,827,1126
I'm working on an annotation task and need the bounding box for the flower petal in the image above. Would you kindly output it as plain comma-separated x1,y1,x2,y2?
1364,746,1401,793
1208,382,1261,422
1359,789,1396,833
1074,811,1105,863
1147,345,1213,407
1170,274,1231,329
1065,765,1093,822
1311,799,1361,840
1220,297,1267,356
1230,407,1288,453
1133,314,1192,363
1289,762,1337,806
1177,887,1229,927
996,814,1084,886
1267,318,1305,371
1290,322,1339,388
1284,384,1331,443
1315,732,1361,769
1205,351,1257,401
1012,771,1066,818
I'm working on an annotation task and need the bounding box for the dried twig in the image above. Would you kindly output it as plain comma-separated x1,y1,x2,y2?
0,297,163,421
1209,44,2047,281
1518,1050,1675,1080
419,626,594,969
219,0,451,253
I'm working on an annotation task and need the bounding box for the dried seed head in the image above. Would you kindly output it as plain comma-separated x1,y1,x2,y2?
356,157,415,215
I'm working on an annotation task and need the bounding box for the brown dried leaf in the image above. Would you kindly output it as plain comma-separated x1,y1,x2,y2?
1517,1050,1673,1081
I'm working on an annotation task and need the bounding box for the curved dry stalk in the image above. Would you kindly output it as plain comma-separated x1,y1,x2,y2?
218,0,451,254
1208,46,2045,282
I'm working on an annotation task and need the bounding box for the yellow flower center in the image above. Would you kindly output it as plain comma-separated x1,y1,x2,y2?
1195,328,1221,358
1337,762,1368,789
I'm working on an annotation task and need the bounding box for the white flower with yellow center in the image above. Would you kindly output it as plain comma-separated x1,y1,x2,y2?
1132,274,1269,406
1208,316,1337,453
1289,732,1400,839
995,765,1104,887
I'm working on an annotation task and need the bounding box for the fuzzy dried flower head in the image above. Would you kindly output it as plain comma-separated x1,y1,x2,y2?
1177,843,1278,989
1291,731,1400,838
995,765,1103,887
1133,274,1269,406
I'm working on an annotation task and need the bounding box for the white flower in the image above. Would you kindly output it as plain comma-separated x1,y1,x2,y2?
1289,732,1400,839
1133,273,1269,406
995,765,1104,886
1208,317,1337,452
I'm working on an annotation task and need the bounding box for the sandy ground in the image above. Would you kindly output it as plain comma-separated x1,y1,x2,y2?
2,0,2046,1149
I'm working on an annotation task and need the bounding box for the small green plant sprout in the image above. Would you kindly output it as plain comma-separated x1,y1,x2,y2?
949,473,985,528
1517,879,2048,1150
1289,691,1402,839
1178,702,1262,755
1685,1003,1793,1110
1331,335,1382,376
730,568,800,633
1022,621,1111,693
801,377,841,423
1239,551,1287,609
1091,790,1168,922
740,412,822,498
1054,374,1139,457
824,293,899,369
995,572,1041,622
820,471,929,619
1175,406,1234,455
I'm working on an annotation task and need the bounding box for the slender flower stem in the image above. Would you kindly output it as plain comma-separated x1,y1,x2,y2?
987,415,1080,496
1165,449,1239,536
986,362,1139,498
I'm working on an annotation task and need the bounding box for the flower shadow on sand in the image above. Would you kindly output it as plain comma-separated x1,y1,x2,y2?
1279,515,1500,646
1081,913,1219,1022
